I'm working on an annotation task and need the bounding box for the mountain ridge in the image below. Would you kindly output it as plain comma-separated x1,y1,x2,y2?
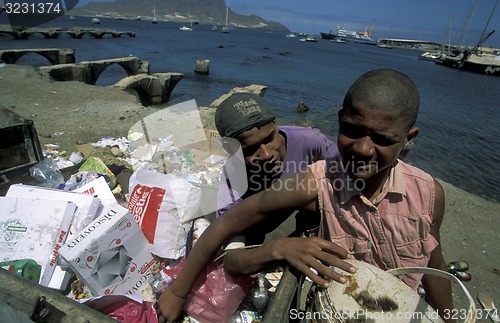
72,0,289,31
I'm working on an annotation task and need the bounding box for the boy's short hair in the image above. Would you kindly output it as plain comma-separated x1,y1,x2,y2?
343,69,420,129
215,93,275,138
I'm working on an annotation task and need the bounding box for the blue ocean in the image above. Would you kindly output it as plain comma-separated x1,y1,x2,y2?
1,16,499,203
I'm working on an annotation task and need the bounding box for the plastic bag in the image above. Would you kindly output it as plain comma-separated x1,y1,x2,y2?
128,168,201,259
83,295,158,323
184,258,256,323
29,157,65,188
79,157,117,189
152,256,254,323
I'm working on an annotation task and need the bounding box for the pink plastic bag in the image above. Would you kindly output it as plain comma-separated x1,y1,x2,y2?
84,295,158,323
184,258,255,323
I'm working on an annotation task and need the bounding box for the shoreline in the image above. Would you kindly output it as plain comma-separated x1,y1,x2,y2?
1,64,498,308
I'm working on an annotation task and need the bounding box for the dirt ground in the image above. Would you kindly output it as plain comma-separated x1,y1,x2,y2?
1,64,498,314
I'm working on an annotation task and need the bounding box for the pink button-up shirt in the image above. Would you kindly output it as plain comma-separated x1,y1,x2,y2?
309,157,438,290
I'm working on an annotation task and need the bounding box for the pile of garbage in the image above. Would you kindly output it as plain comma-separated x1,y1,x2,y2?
0,99,283,322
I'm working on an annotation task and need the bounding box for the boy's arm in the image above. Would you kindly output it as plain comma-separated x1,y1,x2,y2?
423,179,455,323
224,235,349,276
156,170,356,323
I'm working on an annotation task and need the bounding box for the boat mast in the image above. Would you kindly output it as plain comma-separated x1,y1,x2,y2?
445,15,453,54
153,1,156,22
368,21,375,37
225,1,229,28
478,0,498,44
458,0,479,49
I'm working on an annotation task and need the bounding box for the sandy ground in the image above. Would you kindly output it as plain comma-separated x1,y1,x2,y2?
1,64,498,314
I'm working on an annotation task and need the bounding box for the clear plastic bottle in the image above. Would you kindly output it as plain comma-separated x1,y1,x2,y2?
149,270,174,295
251,273,269,311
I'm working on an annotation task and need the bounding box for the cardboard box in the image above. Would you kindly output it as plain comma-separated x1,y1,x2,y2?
6,184,101,232
0,196,76,287
74,176,117,218
59,204,156,296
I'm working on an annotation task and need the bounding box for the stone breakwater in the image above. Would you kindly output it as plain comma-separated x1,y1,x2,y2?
0,25,135,39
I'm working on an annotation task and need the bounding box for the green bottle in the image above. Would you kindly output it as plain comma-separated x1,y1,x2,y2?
0,259,41,283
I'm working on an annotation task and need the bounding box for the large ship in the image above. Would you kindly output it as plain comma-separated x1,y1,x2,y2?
336,24,377,45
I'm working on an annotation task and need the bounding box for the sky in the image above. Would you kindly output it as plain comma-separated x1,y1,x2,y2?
74,0,500,47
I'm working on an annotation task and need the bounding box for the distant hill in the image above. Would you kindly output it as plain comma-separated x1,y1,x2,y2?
72,0,289,31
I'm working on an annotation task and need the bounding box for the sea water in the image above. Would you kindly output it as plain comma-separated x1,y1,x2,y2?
1,15,499,203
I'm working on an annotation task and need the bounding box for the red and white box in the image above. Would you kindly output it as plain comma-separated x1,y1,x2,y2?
59,204,156,296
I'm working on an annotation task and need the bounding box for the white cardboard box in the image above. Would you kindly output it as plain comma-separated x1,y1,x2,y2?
6,184,101,232
59,204,156,296
0,196,76,287
74,176,118,218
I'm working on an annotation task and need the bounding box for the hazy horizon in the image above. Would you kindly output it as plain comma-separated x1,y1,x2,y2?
13,0,498,47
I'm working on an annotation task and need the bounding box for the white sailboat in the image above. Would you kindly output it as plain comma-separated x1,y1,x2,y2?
221,0,230,33
180,8,193,31
179,23,193,31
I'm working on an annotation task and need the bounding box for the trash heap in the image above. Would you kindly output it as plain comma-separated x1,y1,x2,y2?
0,99,283,322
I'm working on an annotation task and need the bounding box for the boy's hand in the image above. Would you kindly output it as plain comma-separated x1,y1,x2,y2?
274,236,356,287
155,284,186,323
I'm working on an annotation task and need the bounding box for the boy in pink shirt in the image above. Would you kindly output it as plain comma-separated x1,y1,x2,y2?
156,69,454,322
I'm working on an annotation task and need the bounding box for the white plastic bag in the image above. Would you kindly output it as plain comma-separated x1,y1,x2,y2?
127,168,201,259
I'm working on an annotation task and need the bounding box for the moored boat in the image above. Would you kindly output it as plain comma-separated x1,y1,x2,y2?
300,35,319,42
461,52,500,75
179,25,193,31
435,30,499,76
320,31,336,40
377,43,392,49
419,51,442,62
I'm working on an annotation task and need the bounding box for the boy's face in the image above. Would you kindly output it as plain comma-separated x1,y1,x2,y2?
236,120,286,177
337,102,418,181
